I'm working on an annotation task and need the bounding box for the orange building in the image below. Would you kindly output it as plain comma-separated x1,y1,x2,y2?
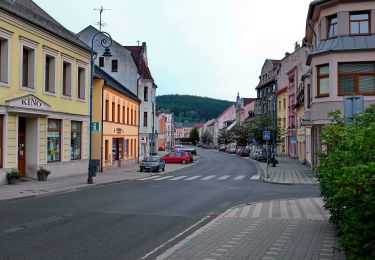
92,66,141,170
157,113,167,151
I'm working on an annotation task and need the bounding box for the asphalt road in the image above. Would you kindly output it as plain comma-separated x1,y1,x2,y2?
0,148,320,260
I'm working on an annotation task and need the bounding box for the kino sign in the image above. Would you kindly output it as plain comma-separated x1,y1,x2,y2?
6,94,51,111
21,96,42,107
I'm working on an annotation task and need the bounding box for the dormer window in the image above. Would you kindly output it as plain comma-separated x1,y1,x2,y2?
327,15,338,38
350,12,370,35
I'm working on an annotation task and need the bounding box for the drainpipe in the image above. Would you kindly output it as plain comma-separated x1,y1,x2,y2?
137,76,142,163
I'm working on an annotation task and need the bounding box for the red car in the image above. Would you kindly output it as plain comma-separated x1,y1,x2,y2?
163,151,191,164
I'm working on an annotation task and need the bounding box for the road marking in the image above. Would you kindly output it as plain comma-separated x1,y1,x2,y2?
217,175,231,180
234,175,245,180
169,176,187,180
252,203,262,218
251,175,260,180
185,175,202,180
201,175,217,180
138,176,161,180
154,176,174,180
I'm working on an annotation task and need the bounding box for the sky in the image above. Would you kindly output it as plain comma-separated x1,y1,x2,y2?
34,0,312,101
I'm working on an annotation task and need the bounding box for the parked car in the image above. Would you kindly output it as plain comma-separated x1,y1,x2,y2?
163,151,191,164
140,156,165,172
256,149,271,161
173,149,194,162
240,148,250,157
219,145,226,152
250,148,262,159
236,148,242,156
227,147,237,154
174,145,197,156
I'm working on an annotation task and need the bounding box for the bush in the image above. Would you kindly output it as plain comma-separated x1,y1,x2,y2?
317,104,375,259
37,167,51,176
6,170,20,180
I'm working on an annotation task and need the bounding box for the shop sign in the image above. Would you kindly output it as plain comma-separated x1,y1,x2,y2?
113,128,123,134
48,132,60,138
6,94,51,111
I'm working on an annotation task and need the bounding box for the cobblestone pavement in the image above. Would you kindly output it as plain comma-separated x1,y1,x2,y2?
0,161,196,202
252,157,317,185
156,198,346,260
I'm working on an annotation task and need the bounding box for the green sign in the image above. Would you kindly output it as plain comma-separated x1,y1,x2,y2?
92,122,100,132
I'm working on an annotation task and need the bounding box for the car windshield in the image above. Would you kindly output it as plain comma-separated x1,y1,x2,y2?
143,157,159,162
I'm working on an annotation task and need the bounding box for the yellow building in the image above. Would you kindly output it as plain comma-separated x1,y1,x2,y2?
92,67,140,170
276,87,288,156
0,1,91,183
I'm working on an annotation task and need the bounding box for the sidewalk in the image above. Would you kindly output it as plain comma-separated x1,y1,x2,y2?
254,157,317,185
156,198,346,260
0,162,194,202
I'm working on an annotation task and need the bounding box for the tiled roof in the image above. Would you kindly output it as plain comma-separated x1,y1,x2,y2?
94,66,141,103
124,45,153,80
0,0,90,51
307,35,375,64
242,98,256,106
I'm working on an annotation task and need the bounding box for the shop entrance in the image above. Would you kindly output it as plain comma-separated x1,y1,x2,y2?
18,117,26,177
112,138,123,165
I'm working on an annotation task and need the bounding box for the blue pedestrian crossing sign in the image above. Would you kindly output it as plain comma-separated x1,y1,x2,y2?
263,130,271,141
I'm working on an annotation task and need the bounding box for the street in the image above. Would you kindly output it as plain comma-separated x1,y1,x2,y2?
0,148,320,259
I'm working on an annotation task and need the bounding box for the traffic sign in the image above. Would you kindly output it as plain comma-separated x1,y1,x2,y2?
91,122,100,132
263,130,271,141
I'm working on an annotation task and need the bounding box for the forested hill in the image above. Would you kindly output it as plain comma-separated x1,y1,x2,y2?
156,94,233,123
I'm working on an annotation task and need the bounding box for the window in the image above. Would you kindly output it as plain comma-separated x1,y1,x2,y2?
350,12,370,35
77,67,86,99
0,115,3,168
0,36,9,84
134,109,137,125
338,63,375,95
47,119,61,162
99,57,104,67
283,98,286,109
317,65,329,97
122,106,125,124
117,104,120,122
131,108,133,125
62,61,72,96
105,140,109,161
112,102,115,122
327,15,338,38
105,100,109,121
44,55,56,93
112,60,118,72
144,112,148,127
307,84,311,108
278,101,281,112
144,86,148,101
124,139,128,157
22,47,35,88
71,121,81,160
127,107,130,124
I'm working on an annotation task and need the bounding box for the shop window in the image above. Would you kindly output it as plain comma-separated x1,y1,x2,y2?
44,55,56,93
105,140,109,161
47,119,61,162
62,61,72,96
124,139,128,157
338,63,375,95
144,112,148,127
0,37,9,84
112,60,118,72
317,64,329,97
112,102,115,122
105,100,109,121
22,47,35,88
71,121,81,160
350,12,370,35
77,67,86,99
117,104,120,122
0,115,3,168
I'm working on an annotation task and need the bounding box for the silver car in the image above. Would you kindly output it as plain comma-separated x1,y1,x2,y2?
140,156,165,172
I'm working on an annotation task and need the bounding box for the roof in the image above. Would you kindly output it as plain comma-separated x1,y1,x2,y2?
307,35,375,64
242,98,256,106
124,45,153,80
276,86,288,95
216,105,235,120
94,66,141,103
307,0,332,19
270,59,281,65
175,122,196,128
0,0,90,51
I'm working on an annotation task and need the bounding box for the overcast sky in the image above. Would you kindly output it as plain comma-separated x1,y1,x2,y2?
34,0,312,101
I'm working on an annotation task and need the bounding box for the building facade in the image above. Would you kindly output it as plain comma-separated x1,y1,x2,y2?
305,0,375,166
92,67,140,170
0,0,91,183
156,113,167,151
276,87,288,156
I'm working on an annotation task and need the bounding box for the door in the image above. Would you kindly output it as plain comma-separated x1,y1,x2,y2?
18,117,26,177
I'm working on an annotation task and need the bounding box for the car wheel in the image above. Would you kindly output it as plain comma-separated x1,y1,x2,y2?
182,160,186,164
162,167,165,172
155,167,159,172
140,168,143,172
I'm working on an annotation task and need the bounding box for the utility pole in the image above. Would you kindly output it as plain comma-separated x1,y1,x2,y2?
94,6,110,31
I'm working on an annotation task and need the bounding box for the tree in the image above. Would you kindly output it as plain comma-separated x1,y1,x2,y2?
201,130,213,145
230,124,252,147
189,127,200,145
218,128,232,145
244,117,281,145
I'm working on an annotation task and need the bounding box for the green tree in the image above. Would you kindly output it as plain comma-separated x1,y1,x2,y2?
230,124,252,147
244,117,281,145
218,128,232,145
189,127,200,145
317,104,375,259
201,130,213,145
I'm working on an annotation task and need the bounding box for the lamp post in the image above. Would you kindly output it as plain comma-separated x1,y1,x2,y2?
87,31,112,184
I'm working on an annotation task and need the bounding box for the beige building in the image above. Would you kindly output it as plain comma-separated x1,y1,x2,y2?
276,87,288,156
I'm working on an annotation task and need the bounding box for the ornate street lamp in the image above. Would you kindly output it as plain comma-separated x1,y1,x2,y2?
88,32,112,184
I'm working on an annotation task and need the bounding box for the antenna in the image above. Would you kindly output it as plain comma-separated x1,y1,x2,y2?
94,6,110,31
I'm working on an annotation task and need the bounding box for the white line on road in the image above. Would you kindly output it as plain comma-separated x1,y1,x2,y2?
217,175,231,180
250,175,260,180
201,175,217,180
138,176,162,181
169,176,187,181
185,176,202,180
154,176,174,180
234,175,245,180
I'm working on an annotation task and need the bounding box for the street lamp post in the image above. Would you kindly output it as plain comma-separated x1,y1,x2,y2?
87,31,112,184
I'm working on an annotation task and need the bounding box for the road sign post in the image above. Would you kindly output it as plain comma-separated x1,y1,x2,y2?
263,130,271,179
